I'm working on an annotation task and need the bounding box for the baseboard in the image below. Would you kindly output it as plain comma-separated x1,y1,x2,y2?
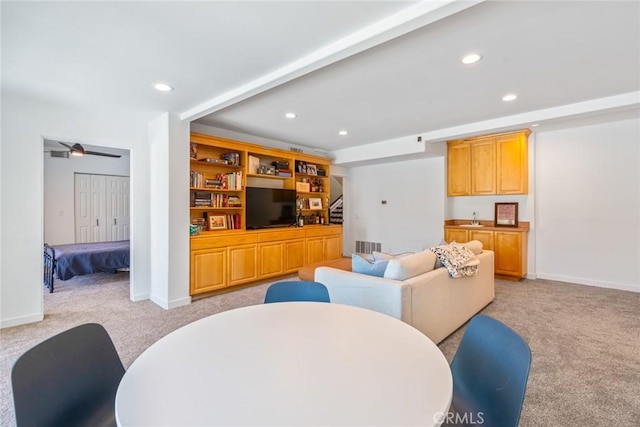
150,294,192,309
0,312,44,329
131,292,150,302
535,273,640,293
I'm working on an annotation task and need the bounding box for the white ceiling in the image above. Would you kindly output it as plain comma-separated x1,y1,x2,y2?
3,1,639,154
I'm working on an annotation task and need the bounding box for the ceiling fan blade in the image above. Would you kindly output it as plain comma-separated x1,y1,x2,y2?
85,150,122,158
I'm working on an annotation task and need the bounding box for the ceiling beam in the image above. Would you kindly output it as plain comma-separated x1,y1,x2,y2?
180,0,484,122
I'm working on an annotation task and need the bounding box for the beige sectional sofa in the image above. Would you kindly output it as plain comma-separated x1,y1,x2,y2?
315,250,495,344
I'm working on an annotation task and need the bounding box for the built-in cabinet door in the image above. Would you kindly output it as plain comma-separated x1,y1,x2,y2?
496,134,528,194
445,229,469,244
469,230,494,251
306,237,325,264
258,242,284,278
447,142,470,196
470,138,496,195
284,239,305,273
228,244,258,286
324,235,342,261
191,248,227,294
494,231,524,276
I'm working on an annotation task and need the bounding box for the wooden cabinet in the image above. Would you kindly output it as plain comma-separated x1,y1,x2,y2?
494,231,527,277
446,142,471,196
191,248,227,294
189,132,342,296
470,138,496,195
443,221,528,280
496,133,528,194
447,129,530,196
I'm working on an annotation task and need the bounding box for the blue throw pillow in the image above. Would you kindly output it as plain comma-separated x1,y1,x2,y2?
352,254,389,277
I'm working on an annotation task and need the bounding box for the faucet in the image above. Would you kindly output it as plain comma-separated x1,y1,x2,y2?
472,211,478,225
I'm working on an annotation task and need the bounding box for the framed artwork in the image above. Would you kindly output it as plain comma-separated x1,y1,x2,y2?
309,198,323,210
207,213,227,230
495,202,518,227
306,164,317,175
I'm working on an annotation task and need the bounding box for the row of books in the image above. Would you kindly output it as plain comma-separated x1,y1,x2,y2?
219,214,241,230
191,192,241,208
190,171,243,190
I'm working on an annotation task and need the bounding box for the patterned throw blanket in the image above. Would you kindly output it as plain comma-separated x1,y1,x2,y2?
430,243,479,278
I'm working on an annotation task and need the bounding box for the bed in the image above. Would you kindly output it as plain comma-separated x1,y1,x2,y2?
43,240,130,292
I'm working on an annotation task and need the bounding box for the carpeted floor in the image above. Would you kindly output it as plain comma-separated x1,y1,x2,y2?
1,273,639,426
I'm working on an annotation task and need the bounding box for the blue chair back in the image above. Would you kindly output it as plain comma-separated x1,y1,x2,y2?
264,281,330,303
450,314,531,427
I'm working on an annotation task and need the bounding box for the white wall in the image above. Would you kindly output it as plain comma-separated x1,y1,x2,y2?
1,91,153,327
535,118,640,292
344,157,445,254
44,153,130,245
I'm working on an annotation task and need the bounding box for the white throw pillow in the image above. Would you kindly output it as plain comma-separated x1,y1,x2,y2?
383,250,437,281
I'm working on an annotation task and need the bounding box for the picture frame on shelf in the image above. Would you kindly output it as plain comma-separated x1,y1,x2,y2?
495,202,518,227
296,160,307,174
309,197,322,210
306,164,317,175
207,213,227,230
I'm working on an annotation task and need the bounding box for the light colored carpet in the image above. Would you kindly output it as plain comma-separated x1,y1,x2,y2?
1,272,639,426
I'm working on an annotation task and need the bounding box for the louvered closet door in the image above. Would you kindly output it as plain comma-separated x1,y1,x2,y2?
106,176,130,241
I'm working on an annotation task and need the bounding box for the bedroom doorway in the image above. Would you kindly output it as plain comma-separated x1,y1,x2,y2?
43,140,132,296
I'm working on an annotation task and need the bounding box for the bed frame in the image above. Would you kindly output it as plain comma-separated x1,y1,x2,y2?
43,240,130,293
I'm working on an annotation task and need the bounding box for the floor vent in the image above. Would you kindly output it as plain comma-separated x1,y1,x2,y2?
355,241,382,254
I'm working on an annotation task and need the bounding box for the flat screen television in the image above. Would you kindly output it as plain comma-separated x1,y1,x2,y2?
246,187,297,229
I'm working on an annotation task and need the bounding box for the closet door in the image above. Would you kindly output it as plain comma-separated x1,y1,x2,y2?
106,176,130,241
75,174,106,243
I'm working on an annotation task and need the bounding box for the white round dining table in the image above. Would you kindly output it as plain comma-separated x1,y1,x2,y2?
115,302,452,426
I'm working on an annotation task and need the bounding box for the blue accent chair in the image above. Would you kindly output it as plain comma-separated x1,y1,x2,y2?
448,314,532,427
264,281,331,303
12,323,125,427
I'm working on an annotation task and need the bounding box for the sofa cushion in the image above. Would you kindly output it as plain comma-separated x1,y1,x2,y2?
372,251,412,261
383,250,437,281
352,254,389,277
464,240,483,255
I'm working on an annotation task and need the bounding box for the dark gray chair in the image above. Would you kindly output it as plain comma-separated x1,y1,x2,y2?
447,314,532,427
12,323,125,427
264,281,331,303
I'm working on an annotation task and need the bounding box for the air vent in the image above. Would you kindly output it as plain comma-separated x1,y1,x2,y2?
50,151,69,158
355,241,382,254
289,147,303,153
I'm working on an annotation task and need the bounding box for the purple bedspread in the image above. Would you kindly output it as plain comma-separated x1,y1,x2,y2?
53,240,130,281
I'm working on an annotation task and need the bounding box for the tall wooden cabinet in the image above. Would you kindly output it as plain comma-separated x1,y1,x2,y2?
189,133,342,296
447,129,530,196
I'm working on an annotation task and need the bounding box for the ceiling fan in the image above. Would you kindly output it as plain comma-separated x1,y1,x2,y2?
57,141,122,158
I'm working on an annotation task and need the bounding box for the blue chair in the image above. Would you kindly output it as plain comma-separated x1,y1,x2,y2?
448,315,531,427
12,323,125,427
264,281,330,303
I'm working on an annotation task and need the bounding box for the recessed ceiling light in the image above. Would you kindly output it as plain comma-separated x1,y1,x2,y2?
502,94,517,102
461,53,482,64
338,130,348,136
531,123,539,127
285,112,297,119
154,83,174,92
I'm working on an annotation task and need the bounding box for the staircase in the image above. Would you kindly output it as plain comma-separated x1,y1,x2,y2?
329,195,343,224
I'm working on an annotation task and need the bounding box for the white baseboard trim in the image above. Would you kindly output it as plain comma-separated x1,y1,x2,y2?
535,273,640,293
525,273,537,280
0,312,44,329
150,294,192,309
131,292,150,302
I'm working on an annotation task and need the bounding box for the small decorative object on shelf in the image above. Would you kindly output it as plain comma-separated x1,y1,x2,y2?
306,164,318,175
309,198,322,210
495,202,518,227
190,143,198,159
207,213,227,230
